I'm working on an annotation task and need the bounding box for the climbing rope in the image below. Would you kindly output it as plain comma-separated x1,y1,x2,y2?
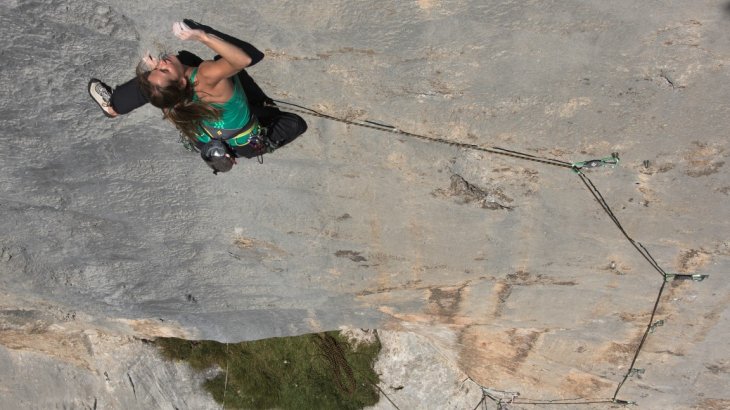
268,99,706,407
612,280,667,401
575,171,667,278
270,100,576,169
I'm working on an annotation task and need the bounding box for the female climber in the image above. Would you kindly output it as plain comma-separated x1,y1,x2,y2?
91,20,306,174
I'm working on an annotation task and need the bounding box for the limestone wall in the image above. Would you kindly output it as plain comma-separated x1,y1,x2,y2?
0,1,728,408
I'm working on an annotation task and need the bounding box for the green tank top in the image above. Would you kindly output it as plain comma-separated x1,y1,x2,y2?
190,68,251,144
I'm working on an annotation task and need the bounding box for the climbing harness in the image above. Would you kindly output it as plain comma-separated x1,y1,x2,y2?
198,116,276,170
200,116,263,149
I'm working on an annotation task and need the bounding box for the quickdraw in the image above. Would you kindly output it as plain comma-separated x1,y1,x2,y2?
572,152,620,172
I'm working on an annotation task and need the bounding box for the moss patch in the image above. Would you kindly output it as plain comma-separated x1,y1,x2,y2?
155,330,381,409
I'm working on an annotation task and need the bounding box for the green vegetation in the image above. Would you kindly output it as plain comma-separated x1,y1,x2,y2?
155,331,381,409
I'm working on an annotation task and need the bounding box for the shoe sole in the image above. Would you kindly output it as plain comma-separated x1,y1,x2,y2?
88,78,116,118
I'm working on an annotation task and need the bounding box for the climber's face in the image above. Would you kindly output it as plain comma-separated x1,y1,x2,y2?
148,55,185,88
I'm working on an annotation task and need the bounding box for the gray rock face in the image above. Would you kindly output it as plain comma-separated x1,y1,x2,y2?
1,0,729,408
0,335,218,409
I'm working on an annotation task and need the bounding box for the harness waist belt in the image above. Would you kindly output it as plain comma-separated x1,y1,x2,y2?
201,115,260,147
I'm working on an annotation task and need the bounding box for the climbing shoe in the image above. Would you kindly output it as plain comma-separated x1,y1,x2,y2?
88,79,116,118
